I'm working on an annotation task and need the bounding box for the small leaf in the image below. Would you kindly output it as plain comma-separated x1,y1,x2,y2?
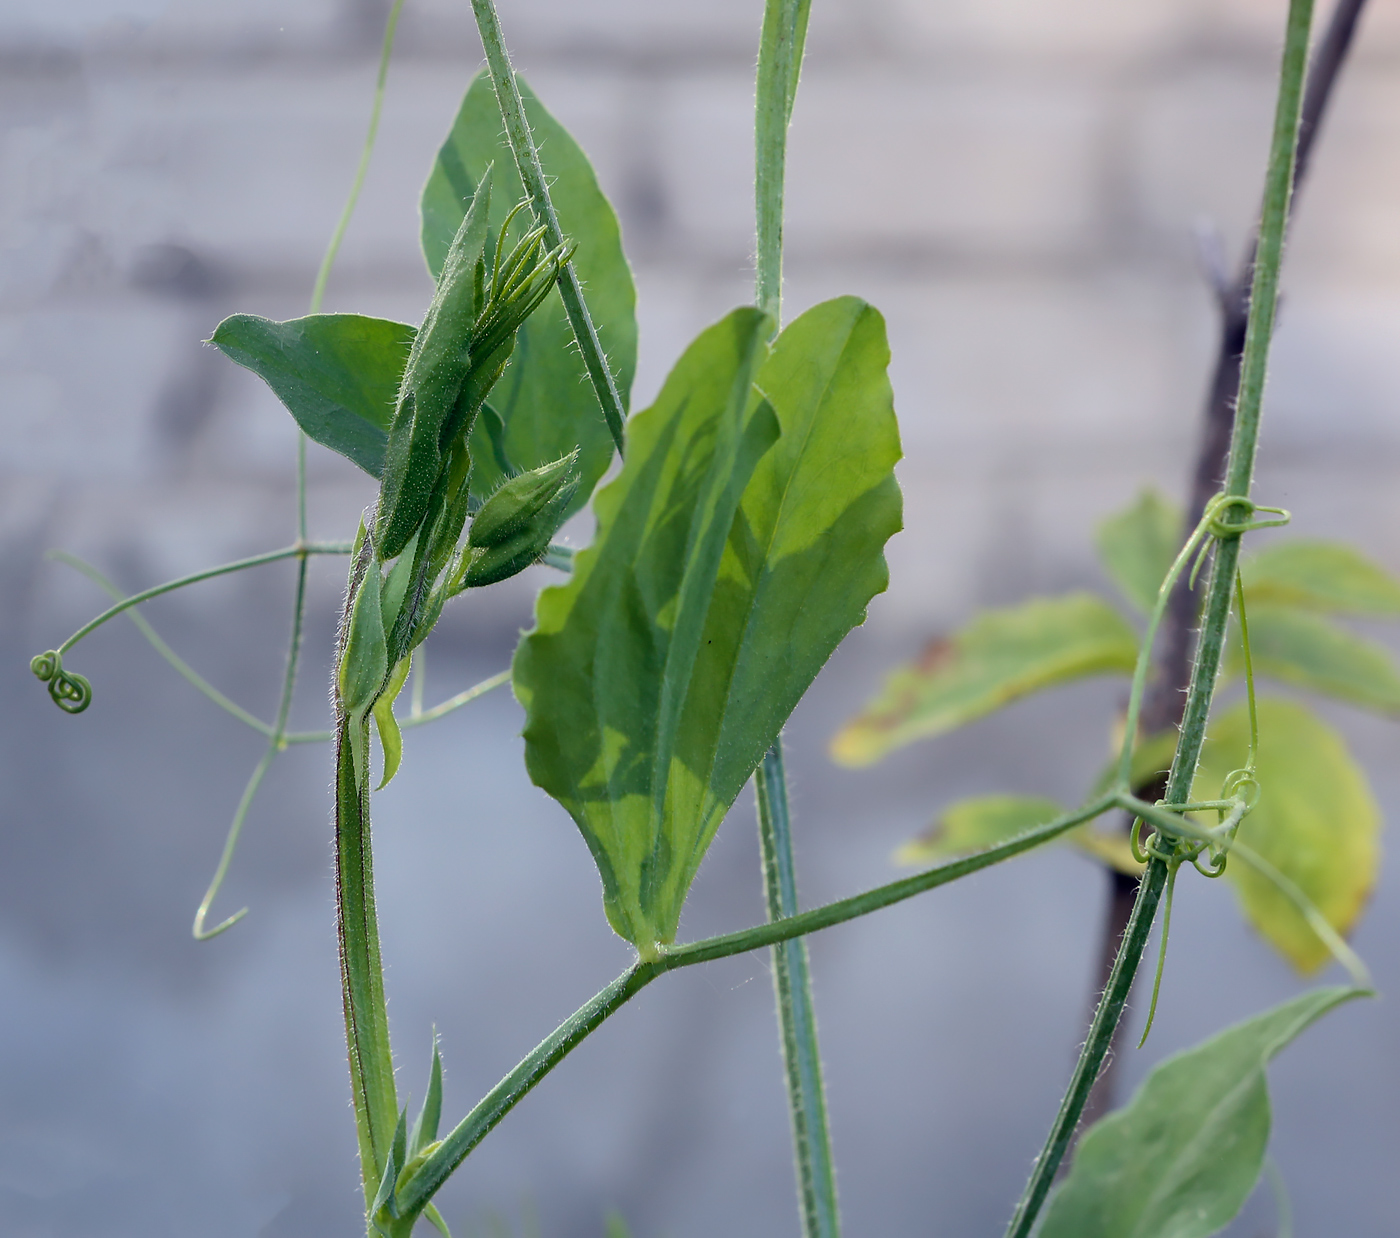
209,313,415,478
1096,487,1182,614
831,594,1138,767
895,794,1064,866
1242,539,1400,616
1041,986,1367,1238
1193,699,1381,973
604,1214,632,1238
516,298,901,950
373,655,413,791
409,1037,444,1158
423,69,636,513
423,1203,452,1238
1228,604,1400,714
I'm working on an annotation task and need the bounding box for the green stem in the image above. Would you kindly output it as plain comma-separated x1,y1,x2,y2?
756,740,841,1238
335,715,401,1205
308,0,406,315
50,551,276,737
754,5,832,1234
1004,2,1316,1231
468,0,628,456
755,0,811,323
396,792,1120,1218
53,542,351,655
282,668,512,744
193,555,310,939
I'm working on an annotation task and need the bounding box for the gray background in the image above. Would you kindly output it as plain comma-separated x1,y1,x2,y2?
2,0,1399,1234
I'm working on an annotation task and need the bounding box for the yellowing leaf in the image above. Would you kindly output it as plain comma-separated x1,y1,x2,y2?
1227,604,1400,714
895,794,1063,866
1242,539,1400,616
831,594,1138,767
1192,698,1381,974
1095,488,1182,614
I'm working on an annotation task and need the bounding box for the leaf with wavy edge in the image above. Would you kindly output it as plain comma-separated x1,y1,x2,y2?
516,298,901,949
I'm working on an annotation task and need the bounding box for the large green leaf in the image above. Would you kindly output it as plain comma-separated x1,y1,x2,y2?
516,298,902,950
421,69,636,512
209,313,415,478
1193,699,1380,974
1242,539,1400,616
1041,986,1366,1238
1228,604,1400,714
1096,488,1182,614
831,593,1138,767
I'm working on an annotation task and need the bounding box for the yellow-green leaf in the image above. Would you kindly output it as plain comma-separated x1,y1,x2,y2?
1096,488,1182,614
1242,539,1400,616
895,794,1064,866
832,594,1138,767
515,299,901,950
1192,698,1380,974
1229,604,1400,714
372,654,413,791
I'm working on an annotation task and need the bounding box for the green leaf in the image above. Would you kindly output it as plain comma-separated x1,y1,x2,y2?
422,69,636,512
1041,986,1367,1238
1242,539,1400,616
895,794,1064,866
1229,604,1400,714
831,593,1138,767
209,313,415,478
515,298,901,950
423,1203,451,1238
1192,698,1380,974
1096,487,1182,614
408,1038,444,1158
340,564,389,762
604,1214,631,1238
372,654,412,791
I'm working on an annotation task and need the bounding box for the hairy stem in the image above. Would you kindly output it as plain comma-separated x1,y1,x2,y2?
396,793,1121,1217
335,714,401,1205
468,0,628,456
757,741,841,1238
1006,1,1317,1229
754,4,837,1234
1084,0,1370,1129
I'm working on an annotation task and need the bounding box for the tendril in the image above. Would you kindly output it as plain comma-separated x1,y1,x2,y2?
30,650,93,714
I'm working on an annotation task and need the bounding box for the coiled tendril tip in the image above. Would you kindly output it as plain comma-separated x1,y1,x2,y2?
31,649,93,714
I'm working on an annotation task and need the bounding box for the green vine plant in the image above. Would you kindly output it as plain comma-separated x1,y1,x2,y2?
27,0,1382,1235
